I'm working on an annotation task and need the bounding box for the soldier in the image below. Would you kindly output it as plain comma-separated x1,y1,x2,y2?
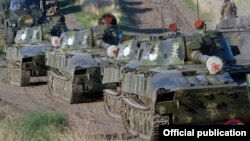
221,0,237,19
46,1,60,17
98,13,119,45
47,2,67,37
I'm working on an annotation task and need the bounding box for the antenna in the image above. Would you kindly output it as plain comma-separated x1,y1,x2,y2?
160,0,165,33
197,0,200,19
97,0,101,17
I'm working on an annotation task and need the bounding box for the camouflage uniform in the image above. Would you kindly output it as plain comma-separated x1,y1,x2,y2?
47,5,67,37
98,13,119,45
221,0,237,18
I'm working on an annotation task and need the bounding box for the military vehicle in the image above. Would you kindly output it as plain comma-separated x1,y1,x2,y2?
6,24,51,86
3,0,46,44
120,25,250,140
102,33,175,118
46,14,119,104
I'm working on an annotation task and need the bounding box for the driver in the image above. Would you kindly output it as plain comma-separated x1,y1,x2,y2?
47,2,67,37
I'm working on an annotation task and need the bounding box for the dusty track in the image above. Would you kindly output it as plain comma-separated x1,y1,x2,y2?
119,0,196,34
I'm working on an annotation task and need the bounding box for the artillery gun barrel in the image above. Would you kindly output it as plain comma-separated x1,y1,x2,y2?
96,39,113,49
191,51,223,74
191,51,210,64
96,39,118,57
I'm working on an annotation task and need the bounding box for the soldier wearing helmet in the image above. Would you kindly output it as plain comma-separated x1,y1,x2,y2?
47,1,67,36
221,0,237,19
98,13,119,45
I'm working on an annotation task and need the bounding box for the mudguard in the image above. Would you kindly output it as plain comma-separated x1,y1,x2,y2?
6,43,50,61
46,51,109,76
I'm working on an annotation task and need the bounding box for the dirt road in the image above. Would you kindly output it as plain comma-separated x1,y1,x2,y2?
119,0,196,34
0,13,141,140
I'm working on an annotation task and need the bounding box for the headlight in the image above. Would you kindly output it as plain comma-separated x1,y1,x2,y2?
149,53,158,61
67,37,74,46
21,33,27,40
11,23,16,27
123,47,130,56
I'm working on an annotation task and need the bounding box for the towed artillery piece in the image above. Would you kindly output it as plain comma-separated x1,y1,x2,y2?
120,28,250,140
6,24,52,86
46,14,119,104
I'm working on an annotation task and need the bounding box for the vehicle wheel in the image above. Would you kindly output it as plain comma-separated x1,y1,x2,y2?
6,26,15,44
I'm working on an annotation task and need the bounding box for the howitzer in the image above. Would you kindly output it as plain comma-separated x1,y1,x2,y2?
46,13,120,104
6,23,52,86
120,28,250,140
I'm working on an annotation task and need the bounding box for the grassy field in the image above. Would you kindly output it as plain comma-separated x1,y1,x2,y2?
0,111,69,141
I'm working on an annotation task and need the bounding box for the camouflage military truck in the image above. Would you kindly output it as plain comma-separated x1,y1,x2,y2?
120,30,250,140
46,26,119,104
102,33,175,118
6,24,51,86
4,0,46,44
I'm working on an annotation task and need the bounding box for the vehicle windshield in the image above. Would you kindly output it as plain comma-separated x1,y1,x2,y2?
10,0,40,10
60,30,92,51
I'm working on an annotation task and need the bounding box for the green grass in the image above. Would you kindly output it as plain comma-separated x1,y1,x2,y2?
10,111,69,141
186,0,197,11
75,11,99,28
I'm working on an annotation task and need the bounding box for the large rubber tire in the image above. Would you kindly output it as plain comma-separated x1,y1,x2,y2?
6,26,15,44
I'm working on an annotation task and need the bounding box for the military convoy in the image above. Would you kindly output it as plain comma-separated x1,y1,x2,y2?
1,0,46,44
1,1,250,140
